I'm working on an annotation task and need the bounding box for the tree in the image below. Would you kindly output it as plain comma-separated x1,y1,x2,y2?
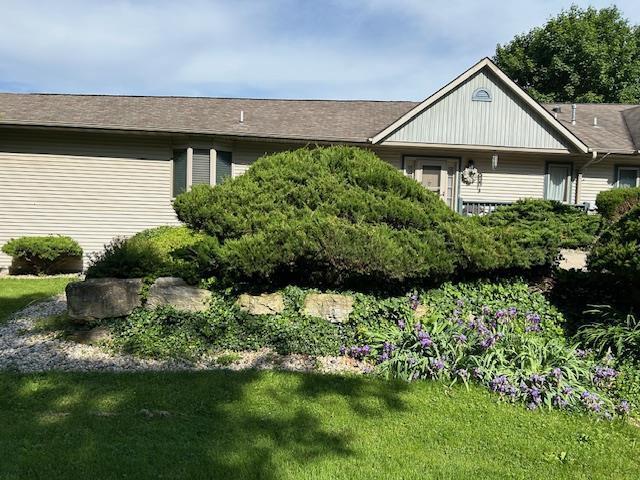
494,6,640,103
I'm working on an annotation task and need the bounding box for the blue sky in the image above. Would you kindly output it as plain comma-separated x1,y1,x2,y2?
1,0,639,100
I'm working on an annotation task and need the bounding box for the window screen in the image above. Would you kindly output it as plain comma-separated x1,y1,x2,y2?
173,149,187,196
192,149,211,186
216,151,232,185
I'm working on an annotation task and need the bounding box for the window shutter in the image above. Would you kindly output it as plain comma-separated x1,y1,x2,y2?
172,149,187,196
192,149,211,185
216,151,232,185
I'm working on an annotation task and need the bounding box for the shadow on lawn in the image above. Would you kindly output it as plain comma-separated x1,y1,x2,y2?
0,369,409,479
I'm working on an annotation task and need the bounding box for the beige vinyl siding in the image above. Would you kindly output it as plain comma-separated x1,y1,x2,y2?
0,127,180,270
385,70,569,151
230,141,300,177
578,156,640,206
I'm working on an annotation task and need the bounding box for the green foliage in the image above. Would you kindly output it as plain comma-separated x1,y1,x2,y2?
577,306,640,359
595,187,640,221
615,361,640,416
173,146,559,288
495,5,640,103
1,235,82,275
479,199,601,249
86,226,205,281
588,204,640,296
112,292,347,360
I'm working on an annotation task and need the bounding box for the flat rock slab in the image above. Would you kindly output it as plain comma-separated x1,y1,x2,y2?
236,293,285,315
558,249,588,271
147,278,210,312
303,293,353,323
66,278,143,322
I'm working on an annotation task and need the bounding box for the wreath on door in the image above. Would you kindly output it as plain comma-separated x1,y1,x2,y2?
461,165,479,185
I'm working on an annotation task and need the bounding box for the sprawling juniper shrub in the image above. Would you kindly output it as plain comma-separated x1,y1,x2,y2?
478,199,602,249
596,186,640,221
173,146,561,289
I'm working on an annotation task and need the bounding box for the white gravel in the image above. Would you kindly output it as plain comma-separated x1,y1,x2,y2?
0,295,370,375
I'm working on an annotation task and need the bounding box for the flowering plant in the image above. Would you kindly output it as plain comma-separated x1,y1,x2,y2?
345,295,630,419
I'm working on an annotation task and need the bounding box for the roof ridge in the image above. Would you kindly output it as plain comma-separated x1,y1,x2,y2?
0,91,418,104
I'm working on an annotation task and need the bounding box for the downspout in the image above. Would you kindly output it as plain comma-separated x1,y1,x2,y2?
575,151,612,205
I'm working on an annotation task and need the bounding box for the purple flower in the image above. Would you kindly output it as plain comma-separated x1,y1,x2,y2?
456,299,465,307
617,400,631,415
472,367,483,380
418,331,433,348
409,293,420,310
562,386,574,396
527,402,538,410
397,319,405,330
551,368,563,380
481,305,491,315
430,358,446,371
529,373,546,386
575,349,587,358
507,307,517,316
495,309,506,319
454,333,467,344
456,368,469,379
553,395,569,409
525,313,542,333
593,366,617,387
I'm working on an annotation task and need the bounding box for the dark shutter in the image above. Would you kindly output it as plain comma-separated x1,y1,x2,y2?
216,151,232,185
172,149,187,196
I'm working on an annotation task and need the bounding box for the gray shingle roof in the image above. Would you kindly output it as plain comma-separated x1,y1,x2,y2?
542,103,638,153
0,93,417,143
0,92,638,152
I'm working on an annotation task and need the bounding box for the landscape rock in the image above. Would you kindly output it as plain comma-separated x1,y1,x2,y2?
146,277,210,312
66,278,143,321
303,293,353,323
236,293,285,315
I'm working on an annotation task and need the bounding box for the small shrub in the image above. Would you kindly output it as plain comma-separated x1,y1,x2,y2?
1,235,83,275
588,204,640,298
479,199,601,249
215,352,242,366
596,187,640,221
86,226,205,281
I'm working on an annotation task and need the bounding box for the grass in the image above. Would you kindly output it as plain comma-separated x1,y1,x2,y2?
0,370,638,479
0,276,75,323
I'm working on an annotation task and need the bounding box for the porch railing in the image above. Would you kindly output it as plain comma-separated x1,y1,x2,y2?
459,199,591,216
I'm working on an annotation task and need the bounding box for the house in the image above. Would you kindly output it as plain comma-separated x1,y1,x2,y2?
1,57,639,272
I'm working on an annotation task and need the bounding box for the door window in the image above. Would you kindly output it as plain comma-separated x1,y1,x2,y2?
546,164,570,202
421,165,441,192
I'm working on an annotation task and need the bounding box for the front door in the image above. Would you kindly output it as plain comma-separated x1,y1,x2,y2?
417,159,458,209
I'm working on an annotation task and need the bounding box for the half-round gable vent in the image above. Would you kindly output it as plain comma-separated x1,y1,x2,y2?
472,88,492,102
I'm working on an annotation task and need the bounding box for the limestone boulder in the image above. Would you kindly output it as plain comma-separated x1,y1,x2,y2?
146,277,211,312
303,293,353,323
66,278,143,322
236,293,285,315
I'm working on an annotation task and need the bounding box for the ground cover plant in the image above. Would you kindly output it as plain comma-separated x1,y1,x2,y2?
1,370,639,480
479,199,601,249
1,236,82,275
0,276,74,324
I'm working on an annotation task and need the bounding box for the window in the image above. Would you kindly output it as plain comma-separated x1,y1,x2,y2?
216,151,232,185
545,163,572,202
192,149,211,186
616,166,640,188
472,88,492,102
172,149,187,196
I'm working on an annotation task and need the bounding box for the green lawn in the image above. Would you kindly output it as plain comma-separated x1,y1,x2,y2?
0,276,74,323
0,370,638,479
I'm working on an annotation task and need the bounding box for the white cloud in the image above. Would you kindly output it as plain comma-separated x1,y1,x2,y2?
0,0,638,99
